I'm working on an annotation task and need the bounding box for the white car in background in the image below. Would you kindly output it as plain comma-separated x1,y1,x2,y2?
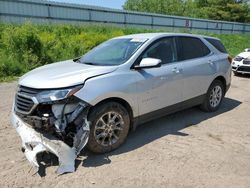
232,48,250,75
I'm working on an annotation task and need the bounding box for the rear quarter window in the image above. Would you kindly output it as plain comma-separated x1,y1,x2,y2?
177,37,211,61
205,38,227,53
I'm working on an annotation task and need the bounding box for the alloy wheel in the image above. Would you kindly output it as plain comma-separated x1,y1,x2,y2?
94,111,124,147
209,85,222,108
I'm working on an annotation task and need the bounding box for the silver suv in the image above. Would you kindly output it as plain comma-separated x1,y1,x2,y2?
11,33,231,174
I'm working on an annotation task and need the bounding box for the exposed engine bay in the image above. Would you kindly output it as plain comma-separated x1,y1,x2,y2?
11,85,91,174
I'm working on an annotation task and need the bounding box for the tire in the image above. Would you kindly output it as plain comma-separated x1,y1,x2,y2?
233,71,239,76
87,102,130,153
200,80,225,112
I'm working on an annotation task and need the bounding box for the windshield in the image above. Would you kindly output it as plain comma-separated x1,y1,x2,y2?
79,38,147,66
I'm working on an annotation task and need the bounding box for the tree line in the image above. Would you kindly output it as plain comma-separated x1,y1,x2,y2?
123,0,250,23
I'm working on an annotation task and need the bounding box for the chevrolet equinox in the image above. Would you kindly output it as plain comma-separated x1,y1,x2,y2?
11,33,231,174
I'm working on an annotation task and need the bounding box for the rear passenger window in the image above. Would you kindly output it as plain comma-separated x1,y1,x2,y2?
205,38,227,53
177,37,210,61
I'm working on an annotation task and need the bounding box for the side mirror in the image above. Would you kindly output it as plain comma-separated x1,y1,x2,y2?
134,58,162,69
244,48,250,52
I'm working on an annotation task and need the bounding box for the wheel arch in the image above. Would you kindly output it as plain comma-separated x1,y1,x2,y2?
87,97,135,130
214,75,227,91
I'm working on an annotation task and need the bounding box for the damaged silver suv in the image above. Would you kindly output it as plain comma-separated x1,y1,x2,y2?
11,33,231,174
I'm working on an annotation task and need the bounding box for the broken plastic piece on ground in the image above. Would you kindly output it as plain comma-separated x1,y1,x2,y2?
11,112,89,175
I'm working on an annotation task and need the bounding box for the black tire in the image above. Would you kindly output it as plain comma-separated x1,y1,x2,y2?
233,71,239,76
87,102,130,153
200,80,225,112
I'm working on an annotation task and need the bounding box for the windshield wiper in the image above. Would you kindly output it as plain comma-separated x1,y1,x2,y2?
83,62,96,65
73,57,81,63
82,61,116,66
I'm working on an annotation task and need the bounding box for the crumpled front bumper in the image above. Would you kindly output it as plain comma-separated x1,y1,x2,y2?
11,112,78,174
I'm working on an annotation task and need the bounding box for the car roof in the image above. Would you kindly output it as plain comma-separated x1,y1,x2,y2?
115,33,219,41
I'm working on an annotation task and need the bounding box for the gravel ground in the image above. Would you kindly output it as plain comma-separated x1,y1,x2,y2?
0,75,250,188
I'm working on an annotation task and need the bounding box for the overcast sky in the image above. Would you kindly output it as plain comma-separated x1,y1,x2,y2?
48,0,126,9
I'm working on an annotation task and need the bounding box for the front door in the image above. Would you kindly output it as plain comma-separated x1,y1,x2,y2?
135,37,183,116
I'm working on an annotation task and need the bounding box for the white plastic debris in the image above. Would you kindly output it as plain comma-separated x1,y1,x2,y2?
11,113,88,174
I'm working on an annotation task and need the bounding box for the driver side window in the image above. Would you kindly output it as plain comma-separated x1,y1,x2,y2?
142,37,177,64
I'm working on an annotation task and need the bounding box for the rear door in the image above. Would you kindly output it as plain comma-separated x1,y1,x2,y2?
176,36,217,101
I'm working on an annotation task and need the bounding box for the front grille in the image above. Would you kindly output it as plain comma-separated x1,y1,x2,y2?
18,85,40,96
15,86,39,114
237,66,250,72
243,59,250,65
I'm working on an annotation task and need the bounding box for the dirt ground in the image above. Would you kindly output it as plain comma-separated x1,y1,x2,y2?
0,75,250,188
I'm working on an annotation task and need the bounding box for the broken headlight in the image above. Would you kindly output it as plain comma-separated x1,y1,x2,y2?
36,86,82,103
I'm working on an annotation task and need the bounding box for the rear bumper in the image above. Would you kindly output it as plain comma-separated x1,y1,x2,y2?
11,112,77,174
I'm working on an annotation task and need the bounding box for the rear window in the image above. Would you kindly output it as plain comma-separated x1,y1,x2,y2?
177,37,211,61
205,38,227,53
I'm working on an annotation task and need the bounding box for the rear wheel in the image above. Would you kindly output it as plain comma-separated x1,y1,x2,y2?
87,102,130,153
200,80,225,112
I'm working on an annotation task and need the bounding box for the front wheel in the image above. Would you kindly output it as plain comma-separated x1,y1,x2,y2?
233,71,240,76
200,80,225,112
87,102,130,153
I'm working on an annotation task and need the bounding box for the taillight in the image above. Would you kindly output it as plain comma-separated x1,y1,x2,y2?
228,56,233,64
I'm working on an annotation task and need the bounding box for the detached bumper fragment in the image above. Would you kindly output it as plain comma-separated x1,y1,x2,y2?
11,112,89,175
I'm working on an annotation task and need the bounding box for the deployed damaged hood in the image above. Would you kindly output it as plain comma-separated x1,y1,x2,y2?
19,60,118,89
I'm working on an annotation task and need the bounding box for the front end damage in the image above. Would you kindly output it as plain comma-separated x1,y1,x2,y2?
11,85,91,174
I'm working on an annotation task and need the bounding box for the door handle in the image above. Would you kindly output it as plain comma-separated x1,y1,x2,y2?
172,67,180,73
208,60,214,65
160,76,167,80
